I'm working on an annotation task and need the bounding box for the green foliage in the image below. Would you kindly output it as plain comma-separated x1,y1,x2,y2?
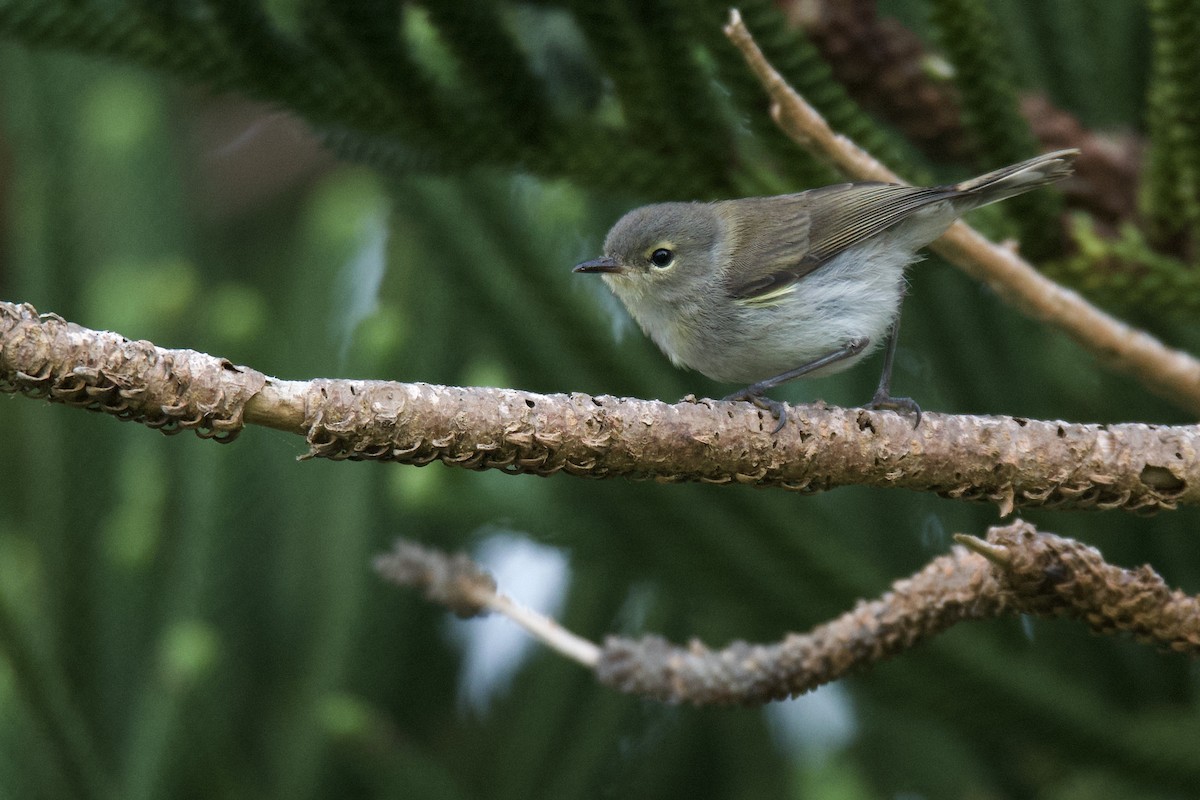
0,3,1198,800
1143,0,1200,252
925,0,1062,255
0,0,911,200
1050,215,1200,319
926,0,1034,162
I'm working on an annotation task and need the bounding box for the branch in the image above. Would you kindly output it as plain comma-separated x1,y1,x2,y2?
376,520,1200,707
1,301,1197,513
372,542,600,667
724,9,1200,417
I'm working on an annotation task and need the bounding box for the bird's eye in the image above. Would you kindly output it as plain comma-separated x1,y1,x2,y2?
649,248,674,268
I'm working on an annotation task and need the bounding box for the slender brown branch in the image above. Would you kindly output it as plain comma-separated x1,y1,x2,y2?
373,541,601,667
377,521,1200,707
1,300,1197,513
724,9,1200,416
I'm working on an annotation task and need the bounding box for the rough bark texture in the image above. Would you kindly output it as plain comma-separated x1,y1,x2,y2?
373,541,497,619
0,303,265,440
298,379,1196,513
597,543,1003,705
594,521,1200,705
2,300,1198,512
374,521,1200,707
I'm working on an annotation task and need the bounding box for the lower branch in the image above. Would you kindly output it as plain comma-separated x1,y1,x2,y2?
376,520,1200,707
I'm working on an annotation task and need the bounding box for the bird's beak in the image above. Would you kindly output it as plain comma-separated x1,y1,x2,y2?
573,256,623,274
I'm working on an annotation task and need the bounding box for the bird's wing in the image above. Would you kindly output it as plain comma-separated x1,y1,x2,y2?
722,182,957,302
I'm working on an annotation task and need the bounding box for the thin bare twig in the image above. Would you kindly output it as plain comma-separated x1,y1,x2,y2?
1,301,1197,513
373,541,600,667
378,521,1200,707
723,9,1200,416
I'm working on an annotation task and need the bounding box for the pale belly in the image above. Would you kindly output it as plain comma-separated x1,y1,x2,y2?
651,242,914,385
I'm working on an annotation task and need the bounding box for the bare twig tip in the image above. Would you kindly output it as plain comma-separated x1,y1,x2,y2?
374,538,602,668
952,533,1013,567
373,539,497,618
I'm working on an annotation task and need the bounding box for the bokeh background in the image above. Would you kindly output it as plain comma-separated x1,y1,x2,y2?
1,1,1199,798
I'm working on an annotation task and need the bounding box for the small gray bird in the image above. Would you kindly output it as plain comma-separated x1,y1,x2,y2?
575,149,1077,429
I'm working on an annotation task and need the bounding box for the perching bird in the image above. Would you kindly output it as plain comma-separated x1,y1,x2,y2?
575,149,1078,429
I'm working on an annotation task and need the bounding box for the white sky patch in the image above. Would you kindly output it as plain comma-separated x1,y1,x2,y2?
450,532,571,713
765,682,858,765
332,206,389,365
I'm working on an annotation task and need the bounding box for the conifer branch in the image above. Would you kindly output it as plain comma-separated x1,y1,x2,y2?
376,520,1200,706
2,300,1196,514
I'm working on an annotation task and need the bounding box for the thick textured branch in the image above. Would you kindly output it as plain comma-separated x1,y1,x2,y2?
376,521,1200,707
725,10,1200,416
1,300,1197,513
599,520,1200,704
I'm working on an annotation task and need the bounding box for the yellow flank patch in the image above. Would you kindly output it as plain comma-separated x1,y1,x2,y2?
736,283,796,308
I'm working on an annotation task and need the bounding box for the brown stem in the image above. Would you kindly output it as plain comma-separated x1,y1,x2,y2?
597,520,1200,705
376,521,1200,707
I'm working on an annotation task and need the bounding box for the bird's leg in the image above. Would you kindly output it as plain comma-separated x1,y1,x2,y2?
723,337,869,432
868,313,922,427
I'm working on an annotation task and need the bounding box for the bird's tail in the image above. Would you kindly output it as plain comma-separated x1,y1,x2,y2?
954,148,1079,206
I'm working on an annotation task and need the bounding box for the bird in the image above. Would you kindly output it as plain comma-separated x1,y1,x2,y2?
575,149,1078,430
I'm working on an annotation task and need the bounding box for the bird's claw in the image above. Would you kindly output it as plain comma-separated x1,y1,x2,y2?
868,392,922,428
723,390,788,433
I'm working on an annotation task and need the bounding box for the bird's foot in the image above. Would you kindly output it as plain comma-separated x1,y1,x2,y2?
868,391,922,428
723,389,788,433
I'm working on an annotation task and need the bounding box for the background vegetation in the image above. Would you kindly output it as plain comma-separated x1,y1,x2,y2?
0,1,1198,798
